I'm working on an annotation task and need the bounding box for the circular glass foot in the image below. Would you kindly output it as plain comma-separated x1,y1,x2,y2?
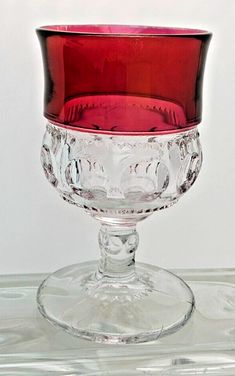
37,261,194,344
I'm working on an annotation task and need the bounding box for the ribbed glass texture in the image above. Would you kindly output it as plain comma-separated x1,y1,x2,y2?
37,25,212,134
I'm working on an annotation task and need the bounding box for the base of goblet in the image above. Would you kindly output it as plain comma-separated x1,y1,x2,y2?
37,261,194,344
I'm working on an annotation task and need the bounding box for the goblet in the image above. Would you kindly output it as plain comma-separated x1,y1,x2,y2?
36,25,211,344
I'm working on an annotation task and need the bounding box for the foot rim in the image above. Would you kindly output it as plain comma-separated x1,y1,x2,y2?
37,261,195,344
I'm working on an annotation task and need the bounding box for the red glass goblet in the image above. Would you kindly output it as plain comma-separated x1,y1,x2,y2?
36,25,211,344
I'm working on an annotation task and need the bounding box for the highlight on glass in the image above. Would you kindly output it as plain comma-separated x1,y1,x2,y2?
36,25,212,344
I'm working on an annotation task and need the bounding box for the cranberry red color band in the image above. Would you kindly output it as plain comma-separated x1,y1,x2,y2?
37,25,211,135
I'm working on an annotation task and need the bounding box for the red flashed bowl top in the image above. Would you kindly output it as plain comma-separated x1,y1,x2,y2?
37,24,212,135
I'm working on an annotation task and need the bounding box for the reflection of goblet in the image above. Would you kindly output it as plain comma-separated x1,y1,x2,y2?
36,25,211,344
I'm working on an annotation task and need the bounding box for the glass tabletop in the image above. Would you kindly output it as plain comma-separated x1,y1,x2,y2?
1,267,235,375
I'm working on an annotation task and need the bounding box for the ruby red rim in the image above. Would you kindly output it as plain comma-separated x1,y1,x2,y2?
37,24,211,37
37,24,211,135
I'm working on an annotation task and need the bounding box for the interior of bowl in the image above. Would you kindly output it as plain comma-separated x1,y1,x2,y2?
37,24,211,36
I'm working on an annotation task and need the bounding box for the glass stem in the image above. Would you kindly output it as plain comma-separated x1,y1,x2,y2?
96,224,139,282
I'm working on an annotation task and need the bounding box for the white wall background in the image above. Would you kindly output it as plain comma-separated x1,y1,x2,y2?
0,0,234,274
